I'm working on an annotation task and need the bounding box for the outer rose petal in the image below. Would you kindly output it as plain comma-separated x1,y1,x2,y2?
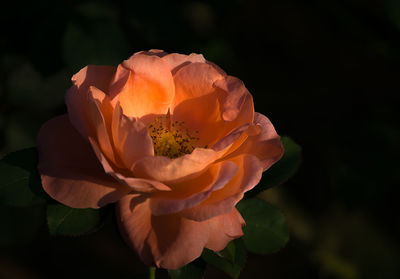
113,54,175,118
224,112,284,170
181,154,263,221
205,208,245,251
117,195,210,269
66,65,116,138
37,115,129,209
149,161,238,215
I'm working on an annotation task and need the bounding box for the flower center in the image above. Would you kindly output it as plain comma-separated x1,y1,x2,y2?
148,110,199,158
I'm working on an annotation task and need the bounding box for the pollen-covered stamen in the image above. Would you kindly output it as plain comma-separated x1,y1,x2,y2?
148,110,199,158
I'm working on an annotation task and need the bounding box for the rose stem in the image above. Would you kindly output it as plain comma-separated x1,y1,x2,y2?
149,267,156,279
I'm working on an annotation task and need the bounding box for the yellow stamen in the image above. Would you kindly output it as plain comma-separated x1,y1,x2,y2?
148,113,199,158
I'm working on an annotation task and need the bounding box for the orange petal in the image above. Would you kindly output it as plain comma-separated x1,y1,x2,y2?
205,208,245,251
132,148,220,183
161,53,205,74
87,86,117,164
111,102,154,169
172,62,224,109
149,161,238,215
181,154,263,221
117,195,210,269
214,76,252,122
66,65,116,138
89,138,167,193
37,115,129,209
224,112,284,171
112,54,175,118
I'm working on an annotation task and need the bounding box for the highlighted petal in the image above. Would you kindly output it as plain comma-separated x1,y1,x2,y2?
117,195,210,269
37,115,129,209
113,54,175,117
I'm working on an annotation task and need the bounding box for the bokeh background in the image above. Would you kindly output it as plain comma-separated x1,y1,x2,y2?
1,0,399,278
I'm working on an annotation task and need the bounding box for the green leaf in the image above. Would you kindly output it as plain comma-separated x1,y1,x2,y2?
0,148,47,207
245,136,301,198
47,203,102,236
237,198,289,254
201,238,247,279
168,258,206,279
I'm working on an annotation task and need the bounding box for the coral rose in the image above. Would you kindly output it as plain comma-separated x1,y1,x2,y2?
37,50,283,269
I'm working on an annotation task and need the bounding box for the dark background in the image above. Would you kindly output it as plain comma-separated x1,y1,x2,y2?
1,0,399,278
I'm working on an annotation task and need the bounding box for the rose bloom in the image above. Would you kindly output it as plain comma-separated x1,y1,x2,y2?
37,50,283,269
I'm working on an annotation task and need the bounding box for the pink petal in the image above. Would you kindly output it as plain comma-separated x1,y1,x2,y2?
205,209,245,251
37,115,129,209
149,161,238,215
181,154,263,221
116,195,210,269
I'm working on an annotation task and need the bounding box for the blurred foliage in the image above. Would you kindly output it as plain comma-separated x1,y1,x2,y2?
0,148,46,207
1,0,400,278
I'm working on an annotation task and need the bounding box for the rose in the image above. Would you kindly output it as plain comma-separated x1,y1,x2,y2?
37,49,283,269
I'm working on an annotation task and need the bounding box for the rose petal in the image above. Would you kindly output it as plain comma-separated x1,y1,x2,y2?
149,161,238,215
89,138,168,193
181,154,263,221
161,53,205,74
132,148,220,183
172,62,224,109
224,112,284,170
37,115,129,209
214,76,251,122
205,208,245,251
116,195,210,269
112,54,175,118
66,65,116,138
111,102,154,168
87,86,117,164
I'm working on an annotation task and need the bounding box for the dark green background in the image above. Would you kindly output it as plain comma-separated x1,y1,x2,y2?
1,0,399,278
